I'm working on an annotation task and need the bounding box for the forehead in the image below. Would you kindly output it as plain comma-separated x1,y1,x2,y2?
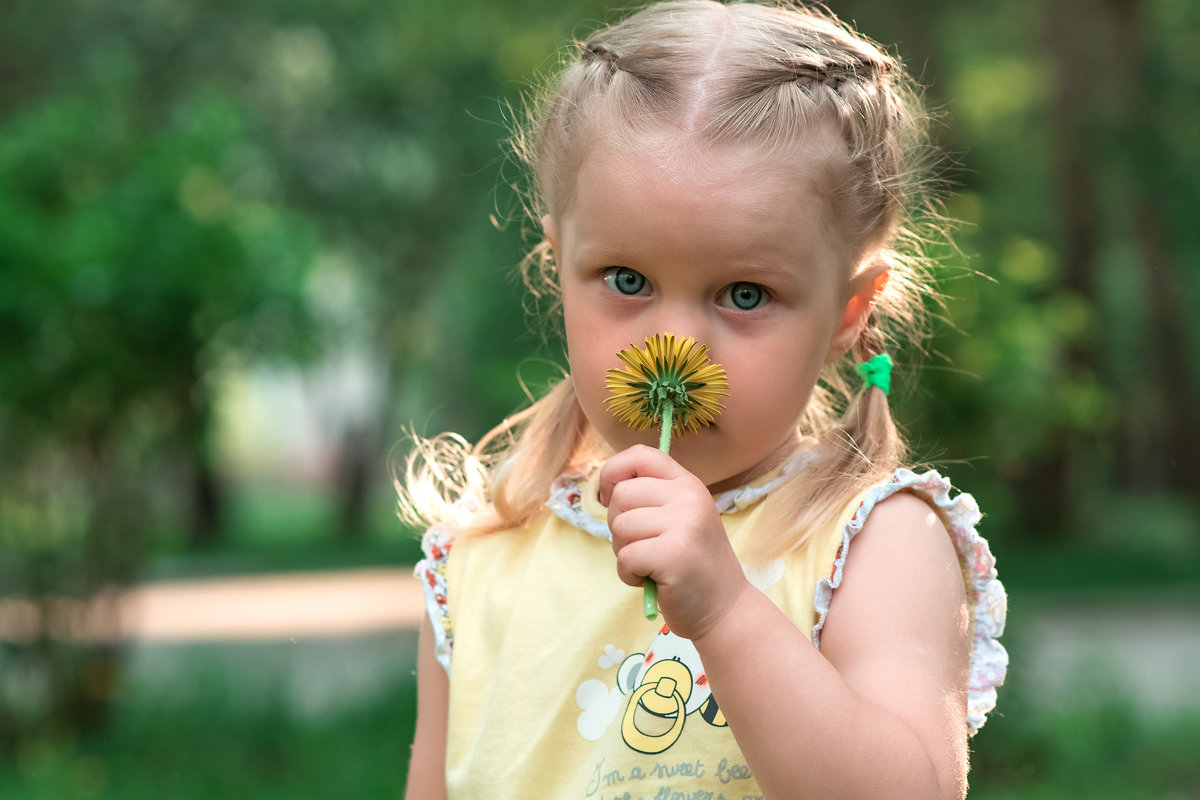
565,120,846,206
560,125,856,274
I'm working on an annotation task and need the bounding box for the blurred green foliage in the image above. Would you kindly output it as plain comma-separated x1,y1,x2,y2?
1,638,1197,798
911,0,1200,544
2,0,1194,558
1,0,1198,767
0,643,418,798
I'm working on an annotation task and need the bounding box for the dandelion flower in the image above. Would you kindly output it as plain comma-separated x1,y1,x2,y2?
604,333,729,620
605,333,729,449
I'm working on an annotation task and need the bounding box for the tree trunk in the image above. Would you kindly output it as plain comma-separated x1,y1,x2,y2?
181,379,226,549
1107,0,1200,493
336,426,372,543
1034,0,1103,535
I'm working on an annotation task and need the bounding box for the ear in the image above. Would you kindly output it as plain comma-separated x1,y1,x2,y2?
826,256,890,362
542,214,559,257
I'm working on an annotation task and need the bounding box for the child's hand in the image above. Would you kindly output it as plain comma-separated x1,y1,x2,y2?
598,444,750,640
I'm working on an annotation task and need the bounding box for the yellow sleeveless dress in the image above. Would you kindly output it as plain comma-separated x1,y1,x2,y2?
415,465,1007,799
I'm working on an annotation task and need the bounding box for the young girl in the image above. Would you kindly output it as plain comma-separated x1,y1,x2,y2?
403,2,1007,798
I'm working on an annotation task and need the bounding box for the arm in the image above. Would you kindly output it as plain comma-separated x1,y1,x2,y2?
694,492,969,799
601,447,970,800
405,616,449,800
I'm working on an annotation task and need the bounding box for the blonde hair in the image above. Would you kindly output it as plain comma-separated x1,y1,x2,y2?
401,0,942,560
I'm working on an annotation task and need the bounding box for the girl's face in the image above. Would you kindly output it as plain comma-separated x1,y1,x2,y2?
548,129,878,493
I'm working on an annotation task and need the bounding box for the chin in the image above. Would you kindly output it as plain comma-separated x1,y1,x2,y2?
672,443,742,488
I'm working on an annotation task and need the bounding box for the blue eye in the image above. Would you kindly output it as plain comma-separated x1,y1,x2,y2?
723,282,767,310
603,267,648,296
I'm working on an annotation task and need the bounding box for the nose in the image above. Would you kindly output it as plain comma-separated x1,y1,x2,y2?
647,299,711,345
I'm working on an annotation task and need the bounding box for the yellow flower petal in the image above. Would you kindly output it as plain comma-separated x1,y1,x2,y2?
604,333,729,437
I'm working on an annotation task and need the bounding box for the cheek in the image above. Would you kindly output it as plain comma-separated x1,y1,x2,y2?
570,353,606,413
564,303,600,365
719,343,824,427
562,311,613,417
723,371,813,430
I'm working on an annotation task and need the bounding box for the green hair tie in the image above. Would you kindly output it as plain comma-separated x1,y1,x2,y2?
856,353,894,395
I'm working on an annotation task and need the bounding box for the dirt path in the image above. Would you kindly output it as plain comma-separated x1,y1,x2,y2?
117,567,426,641
1021,595,1200,717
121,572,1200,718
9,568,1200,720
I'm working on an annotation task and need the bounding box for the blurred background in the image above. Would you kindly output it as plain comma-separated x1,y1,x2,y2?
1,0,1197,797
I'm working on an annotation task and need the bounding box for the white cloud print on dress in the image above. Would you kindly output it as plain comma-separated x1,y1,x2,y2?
599,644,625,669
576,679,624,741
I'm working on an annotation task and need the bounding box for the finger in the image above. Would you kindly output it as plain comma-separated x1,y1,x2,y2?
608,504,669,548
597,444,679,506
605,476,670,518
613,537,660,589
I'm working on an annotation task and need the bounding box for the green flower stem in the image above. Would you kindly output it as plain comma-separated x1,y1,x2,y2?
644,400,675,620
658,401,674,453
643,576,659,620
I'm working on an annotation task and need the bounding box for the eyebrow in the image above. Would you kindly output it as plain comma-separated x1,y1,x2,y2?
732,262,804,284
579,248,640,266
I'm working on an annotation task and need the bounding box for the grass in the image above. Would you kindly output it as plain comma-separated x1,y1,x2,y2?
966,589,1200,799
2,638,1198,798
0,637,419,799
968,701,1200,799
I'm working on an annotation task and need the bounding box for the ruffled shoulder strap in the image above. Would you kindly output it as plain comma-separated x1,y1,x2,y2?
414,523,455,674
811,469,1008,735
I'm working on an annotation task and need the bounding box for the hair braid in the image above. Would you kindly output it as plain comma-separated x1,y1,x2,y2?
852,310,889,363
582,41,622,76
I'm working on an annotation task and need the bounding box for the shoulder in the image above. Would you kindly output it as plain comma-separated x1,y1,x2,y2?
813,470,977,643
850,469,985,545
815,469,1008,735
850,491,962,598
825,485,967,651
853,489,964,583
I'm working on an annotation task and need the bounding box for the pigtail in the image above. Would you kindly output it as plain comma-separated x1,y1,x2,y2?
842,312,903,471
485,378,601,531
398,378,607,538
743,317,905,564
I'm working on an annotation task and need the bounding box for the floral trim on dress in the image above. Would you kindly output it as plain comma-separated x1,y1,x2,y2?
414,524,454,674
711,447,819,513
543,447,822,538
547,475,610,539
810,468,1008,735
